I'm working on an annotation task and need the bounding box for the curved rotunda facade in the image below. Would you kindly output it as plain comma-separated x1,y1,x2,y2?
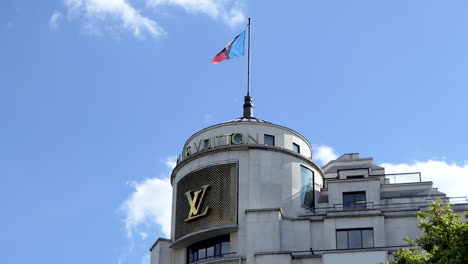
150,113,467,264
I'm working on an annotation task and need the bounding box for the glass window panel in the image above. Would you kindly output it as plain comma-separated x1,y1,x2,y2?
192,251,198,262
293,143,300,153
301,166,314,208
343,192,366,209
214,243,221,256
336,231,348,249
264,135,275,146
348,230,362,249
362,229,374,248
355,192,366,209
343,193,354,209
203,139,210,149
207,246,214,258
221,241,230,255
198,248,206,260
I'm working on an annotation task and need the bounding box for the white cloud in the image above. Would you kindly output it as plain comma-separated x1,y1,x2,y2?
63,0,165,38
146,0,245,27
121,156,176,238
121,177,172,237
165,156,177,169
49,11,63,30
314,145,339,165
58,0,245,38
381,160,468,198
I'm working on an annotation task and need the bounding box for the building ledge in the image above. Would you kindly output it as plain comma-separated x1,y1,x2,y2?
325,209,382,218
191,256,242,264
149,237,171,252
171,224,237,249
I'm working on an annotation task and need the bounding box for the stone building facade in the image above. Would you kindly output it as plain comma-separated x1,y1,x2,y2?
150,113,467,264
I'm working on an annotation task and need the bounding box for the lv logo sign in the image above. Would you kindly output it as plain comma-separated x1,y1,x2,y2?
185,185,210,222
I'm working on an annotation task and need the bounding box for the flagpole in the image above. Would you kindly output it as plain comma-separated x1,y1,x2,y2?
247,17,251,97
243,17,254,118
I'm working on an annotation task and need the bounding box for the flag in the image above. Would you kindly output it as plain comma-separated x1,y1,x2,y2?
211,31,246,64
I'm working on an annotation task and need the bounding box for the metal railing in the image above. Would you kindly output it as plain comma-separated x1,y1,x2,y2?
190,252,238,264
377,172,422,184
312,197,468,214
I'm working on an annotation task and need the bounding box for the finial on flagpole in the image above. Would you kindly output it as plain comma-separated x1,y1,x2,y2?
243,95,253,118
243,17,253,118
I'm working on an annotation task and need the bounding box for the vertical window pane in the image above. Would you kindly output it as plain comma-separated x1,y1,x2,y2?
203,139,210,149
348,230,362,249
355,192,366,209
293,143,300,153
343,193,354,209
264,135,275,146
301,166,314,208
198,248,206,260
221,241,230,255
336,231,348,249
207,246,214,258
362,229,374,248
214,243,221,256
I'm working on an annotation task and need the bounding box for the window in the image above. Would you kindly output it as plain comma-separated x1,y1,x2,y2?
343,191,366,210
347,175,364,179
293,143,300,153
336,228,374,249
188,235,230,263
203,139,210,149
264,134,275,146
301,166,314,209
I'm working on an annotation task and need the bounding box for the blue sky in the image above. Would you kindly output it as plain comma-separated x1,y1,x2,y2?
1,1,468,263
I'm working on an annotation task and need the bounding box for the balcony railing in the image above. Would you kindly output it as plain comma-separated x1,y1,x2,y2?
189,252,238,264
375,172,422,184
313,197,468,213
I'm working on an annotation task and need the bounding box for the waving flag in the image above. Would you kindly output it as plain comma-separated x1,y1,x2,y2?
211,31,246,64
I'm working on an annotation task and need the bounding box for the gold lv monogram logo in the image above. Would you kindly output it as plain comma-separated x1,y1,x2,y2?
185,185,210,222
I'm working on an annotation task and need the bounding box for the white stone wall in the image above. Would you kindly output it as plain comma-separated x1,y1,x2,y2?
150,240,172,264
322,216,385,249
327,178,381,208
322,250,387,264
385,217,421,246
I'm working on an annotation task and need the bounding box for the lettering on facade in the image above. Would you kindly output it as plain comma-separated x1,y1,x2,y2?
181,133,259,161
185,185,211,222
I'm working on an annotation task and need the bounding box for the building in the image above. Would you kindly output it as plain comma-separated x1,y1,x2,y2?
150,97,468,264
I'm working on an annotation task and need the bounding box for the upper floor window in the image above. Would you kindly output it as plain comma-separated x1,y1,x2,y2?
264,134,275,146
188,235,230,263
336,228,374,249
343,191,366,210
301,166,314,209
293,143,300,153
